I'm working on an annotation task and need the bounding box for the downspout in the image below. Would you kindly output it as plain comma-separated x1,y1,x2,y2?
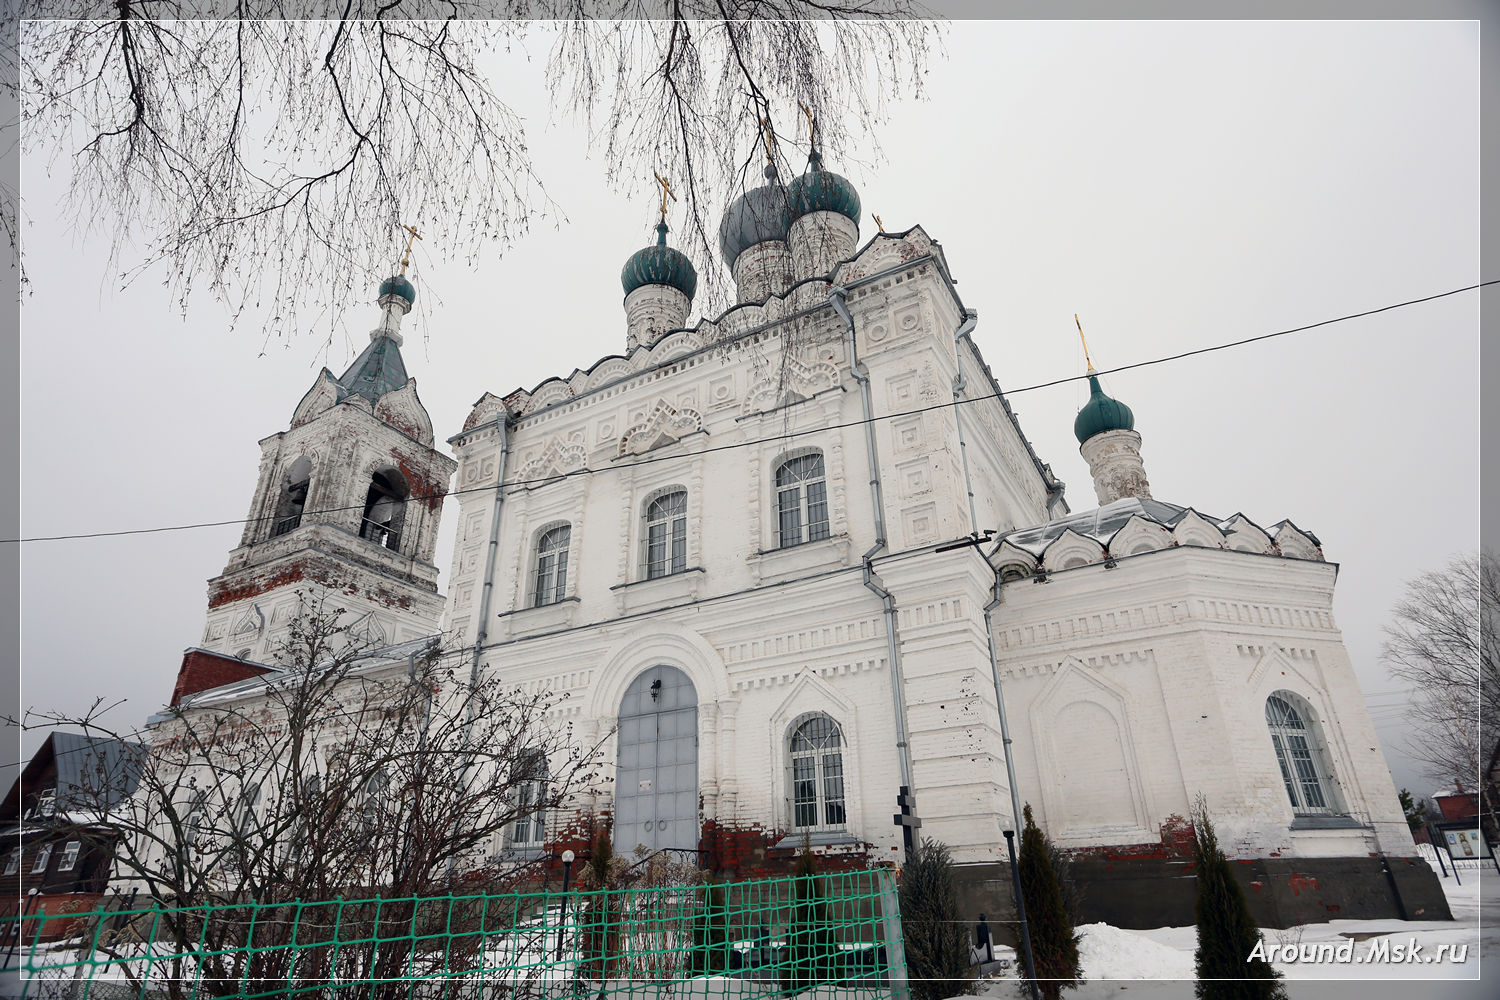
984,573,1039,994
950,310,981,534
470,414,511,683
448,413,509,875
829,286,916,858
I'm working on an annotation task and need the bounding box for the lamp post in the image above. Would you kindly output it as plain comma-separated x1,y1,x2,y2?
555,849,576,961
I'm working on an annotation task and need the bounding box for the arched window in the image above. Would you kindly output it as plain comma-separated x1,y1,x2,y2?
775,452,829,548
234,781,262,837
272,456,312,537
1265,693,1340,815
789,715,846,831
360,469,408,552
182,790,209,850
509,752,548,850
533,524,571,607
358,770,389,832
644,490,688,579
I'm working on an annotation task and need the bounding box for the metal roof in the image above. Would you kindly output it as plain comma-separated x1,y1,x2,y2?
337,335,408,403
995,497,1213,557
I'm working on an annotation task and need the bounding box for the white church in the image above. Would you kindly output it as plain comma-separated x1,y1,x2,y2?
166,141,1447,928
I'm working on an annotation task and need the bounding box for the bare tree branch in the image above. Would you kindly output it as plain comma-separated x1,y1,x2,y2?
15,5,938,333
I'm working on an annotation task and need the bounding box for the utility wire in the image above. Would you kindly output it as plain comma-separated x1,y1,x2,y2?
5,279,1493,545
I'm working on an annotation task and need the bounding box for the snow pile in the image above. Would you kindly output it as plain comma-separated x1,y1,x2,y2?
1075,922,1194,981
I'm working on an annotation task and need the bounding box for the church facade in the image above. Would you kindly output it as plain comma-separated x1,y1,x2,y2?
165,147,1446,927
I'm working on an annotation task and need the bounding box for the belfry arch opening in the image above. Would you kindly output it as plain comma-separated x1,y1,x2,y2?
360,468,408,552
271,456,312,537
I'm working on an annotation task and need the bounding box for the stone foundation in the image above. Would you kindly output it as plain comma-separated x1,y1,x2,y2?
949,854,1452,941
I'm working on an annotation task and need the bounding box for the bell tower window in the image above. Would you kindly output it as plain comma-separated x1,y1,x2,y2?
360,469,408,552
272,456,313,537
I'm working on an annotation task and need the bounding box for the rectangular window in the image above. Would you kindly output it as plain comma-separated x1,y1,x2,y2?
58,841,81,873
805,479,830,541
1286,734,1327,810
511,752,548,849
31,842,52,874
3,850,18,875
778,487,803,547
792,756,818,829
32,787,56,819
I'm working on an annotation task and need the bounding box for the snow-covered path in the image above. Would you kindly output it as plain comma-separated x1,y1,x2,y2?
966,865,1494,999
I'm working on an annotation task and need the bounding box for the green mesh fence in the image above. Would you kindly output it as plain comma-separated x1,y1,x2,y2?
3,868,908,1000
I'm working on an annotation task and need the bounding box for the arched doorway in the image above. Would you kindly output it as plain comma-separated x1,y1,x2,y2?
615,665,698,856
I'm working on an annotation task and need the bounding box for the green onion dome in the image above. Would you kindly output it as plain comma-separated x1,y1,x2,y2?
788,150,860,223
718,164,793,266
1073,374,1136,444
378,274,416,305
621,222,698,300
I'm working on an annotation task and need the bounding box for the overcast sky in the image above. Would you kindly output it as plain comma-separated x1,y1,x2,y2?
15,20,1481,802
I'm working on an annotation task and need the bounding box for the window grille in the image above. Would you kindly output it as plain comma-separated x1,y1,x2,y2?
510,754,548,849
533,525,571,606
644,491,688,579
775,453,830,548
1265,693,1337,815
789,715,847,831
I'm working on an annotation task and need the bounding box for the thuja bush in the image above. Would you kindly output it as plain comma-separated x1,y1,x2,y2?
578,829,622,980
1191,797,1287,1000
781,845,840,993
687,879,732,976
1019,805,1081,1000
898,840,973,1000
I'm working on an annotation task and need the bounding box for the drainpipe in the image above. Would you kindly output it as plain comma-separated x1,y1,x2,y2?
471,414,510,683
950,311,980,535
830,286,917,861
448,413,509,875
984,575,1040,1000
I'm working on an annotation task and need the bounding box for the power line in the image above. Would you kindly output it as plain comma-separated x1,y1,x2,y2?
5,278,1493,546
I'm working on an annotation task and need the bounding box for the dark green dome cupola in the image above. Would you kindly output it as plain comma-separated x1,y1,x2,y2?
788,150,860,223
1073,374,1136,444
378,273,416,305
718,164,793,266
622,222,698,301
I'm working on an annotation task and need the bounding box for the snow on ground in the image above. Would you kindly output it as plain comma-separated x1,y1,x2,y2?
964,864,1494,999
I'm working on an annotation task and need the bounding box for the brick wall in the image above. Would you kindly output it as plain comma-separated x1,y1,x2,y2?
169,649,276,706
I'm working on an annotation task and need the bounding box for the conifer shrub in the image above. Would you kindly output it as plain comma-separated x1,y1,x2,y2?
1019,805,1081,1000
687,879,733,976
1191,797,1287,1000
897,839,973,1000
578,829,621,980
781,844,840,993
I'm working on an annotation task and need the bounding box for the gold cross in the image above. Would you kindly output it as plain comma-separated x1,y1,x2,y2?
1075,314,1096,372
760,117,778,163
399,224,423,275
653,171,677,223
872,214,885,233
798,101,819,149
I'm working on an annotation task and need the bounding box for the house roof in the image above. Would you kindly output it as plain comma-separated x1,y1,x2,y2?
1,731,145,822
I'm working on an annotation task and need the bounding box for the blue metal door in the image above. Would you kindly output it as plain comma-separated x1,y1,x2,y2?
615,666,699,855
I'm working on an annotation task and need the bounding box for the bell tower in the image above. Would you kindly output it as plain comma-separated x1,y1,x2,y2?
199,268,457,664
